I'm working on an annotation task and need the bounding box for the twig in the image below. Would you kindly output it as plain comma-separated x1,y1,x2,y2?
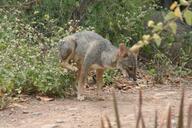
187,104,192,128
113,91,121,128
136,90,143,128
167,106,172,128
105,115,112,128
101,116,105,128
177,87,184,128
154,110,158,128
159,106,169,128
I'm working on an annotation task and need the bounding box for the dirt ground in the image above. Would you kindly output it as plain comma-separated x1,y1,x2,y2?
0,78,192,128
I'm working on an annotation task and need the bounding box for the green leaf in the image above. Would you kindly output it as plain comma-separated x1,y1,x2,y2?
179,0,189,6
148,68,156,75
43,14,50,20
152,23,163,33
169,22,177,34
155,39,161,47
164,12,176,21
183,10,192,25
153,33,162,47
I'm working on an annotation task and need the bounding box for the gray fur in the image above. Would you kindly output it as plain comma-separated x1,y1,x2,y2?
58,31,137,100
59,31,117,66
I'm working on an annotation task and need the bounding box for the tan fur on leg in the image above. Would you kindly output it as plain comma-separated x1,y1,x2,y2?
96,69,104,100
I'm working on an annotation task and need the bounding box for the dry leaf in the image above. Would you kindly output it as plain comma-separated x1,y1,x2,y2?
0,90,4,97
170,1,178,10
10,103,27,109
174,7,183,20
36,96,54,101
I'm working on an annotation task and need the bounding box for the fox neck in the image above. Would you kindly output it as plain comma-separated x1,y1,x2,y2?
101,46,119,68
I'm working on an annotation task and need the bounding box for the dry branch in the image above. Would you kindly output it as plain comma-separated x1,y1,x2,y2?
177,87,185,128
113,92,121,128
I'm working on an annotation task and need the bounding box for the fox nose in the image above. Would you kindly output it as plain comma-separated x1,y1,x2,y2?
126,74,136,80
128,74,137,81
133,77,137,81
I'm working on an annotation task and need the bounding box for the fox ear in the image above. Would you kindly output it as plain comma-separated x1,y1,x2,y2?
118,43,128,57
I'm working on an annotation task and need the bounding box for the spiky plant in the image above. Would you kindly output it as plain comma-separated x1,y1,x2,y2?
101,88,192,128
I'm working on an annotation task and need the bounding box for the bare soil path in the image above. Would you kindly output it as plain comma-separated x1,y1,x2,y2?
1,83,192,128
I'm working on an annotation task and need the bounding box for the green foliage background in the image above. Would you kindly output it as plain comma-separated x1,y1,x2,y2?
0,0,191,100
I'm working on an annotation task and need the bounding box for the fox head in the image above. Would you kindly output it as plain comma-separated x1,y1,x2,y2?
117,43,139,81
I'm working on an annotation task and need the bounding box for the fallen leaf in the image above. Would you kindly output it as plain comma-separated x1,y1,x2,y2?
10,103,27,109
0,90,4,97
36,96,54,101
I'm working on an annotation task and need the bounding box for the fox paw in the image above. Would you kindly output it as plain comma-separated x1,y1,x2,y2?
77,94,85,101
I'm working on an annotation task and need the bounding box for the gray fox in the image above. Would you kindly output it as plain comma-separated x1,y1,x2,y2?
58,31,139,100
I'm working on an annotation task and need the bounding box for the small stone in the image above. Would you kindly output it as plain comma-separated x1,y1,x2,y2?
55,119,64,123
22,110,29,114
32,112,42,116
41,124,59,128
71,113,75,116
11,119,16,122
68,107,78,111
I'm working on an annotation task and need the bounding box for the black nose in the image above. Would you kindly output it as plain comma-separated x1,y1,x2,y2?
128,74,137,81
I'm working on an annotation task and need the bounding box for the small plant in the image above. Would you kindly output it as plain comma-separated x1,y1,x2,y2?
101,88,192,128
0,95,10,110
103,69,119,86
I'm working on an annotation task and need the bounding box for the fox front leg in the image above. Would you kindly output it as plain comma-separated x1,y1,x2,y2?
77,65,89,101
96,69,105,100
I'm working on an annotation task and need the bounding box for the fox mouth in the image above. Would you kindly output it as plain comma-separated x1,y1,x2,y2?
126,71,137,81
127,76,137,81
119,69,137,81
132,77,137,81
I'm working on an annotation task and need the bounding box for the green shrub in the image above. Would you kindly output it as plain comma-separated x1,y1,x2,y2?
0,9,75,97
103,69,119,86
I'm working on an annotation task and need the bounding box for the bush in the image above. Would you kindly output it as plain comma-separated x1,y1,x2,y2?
82,0,156,46
0,9,75,97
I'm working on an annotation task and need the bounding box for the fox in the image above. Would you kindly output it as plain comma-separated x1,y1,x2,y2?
58,31,140,100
